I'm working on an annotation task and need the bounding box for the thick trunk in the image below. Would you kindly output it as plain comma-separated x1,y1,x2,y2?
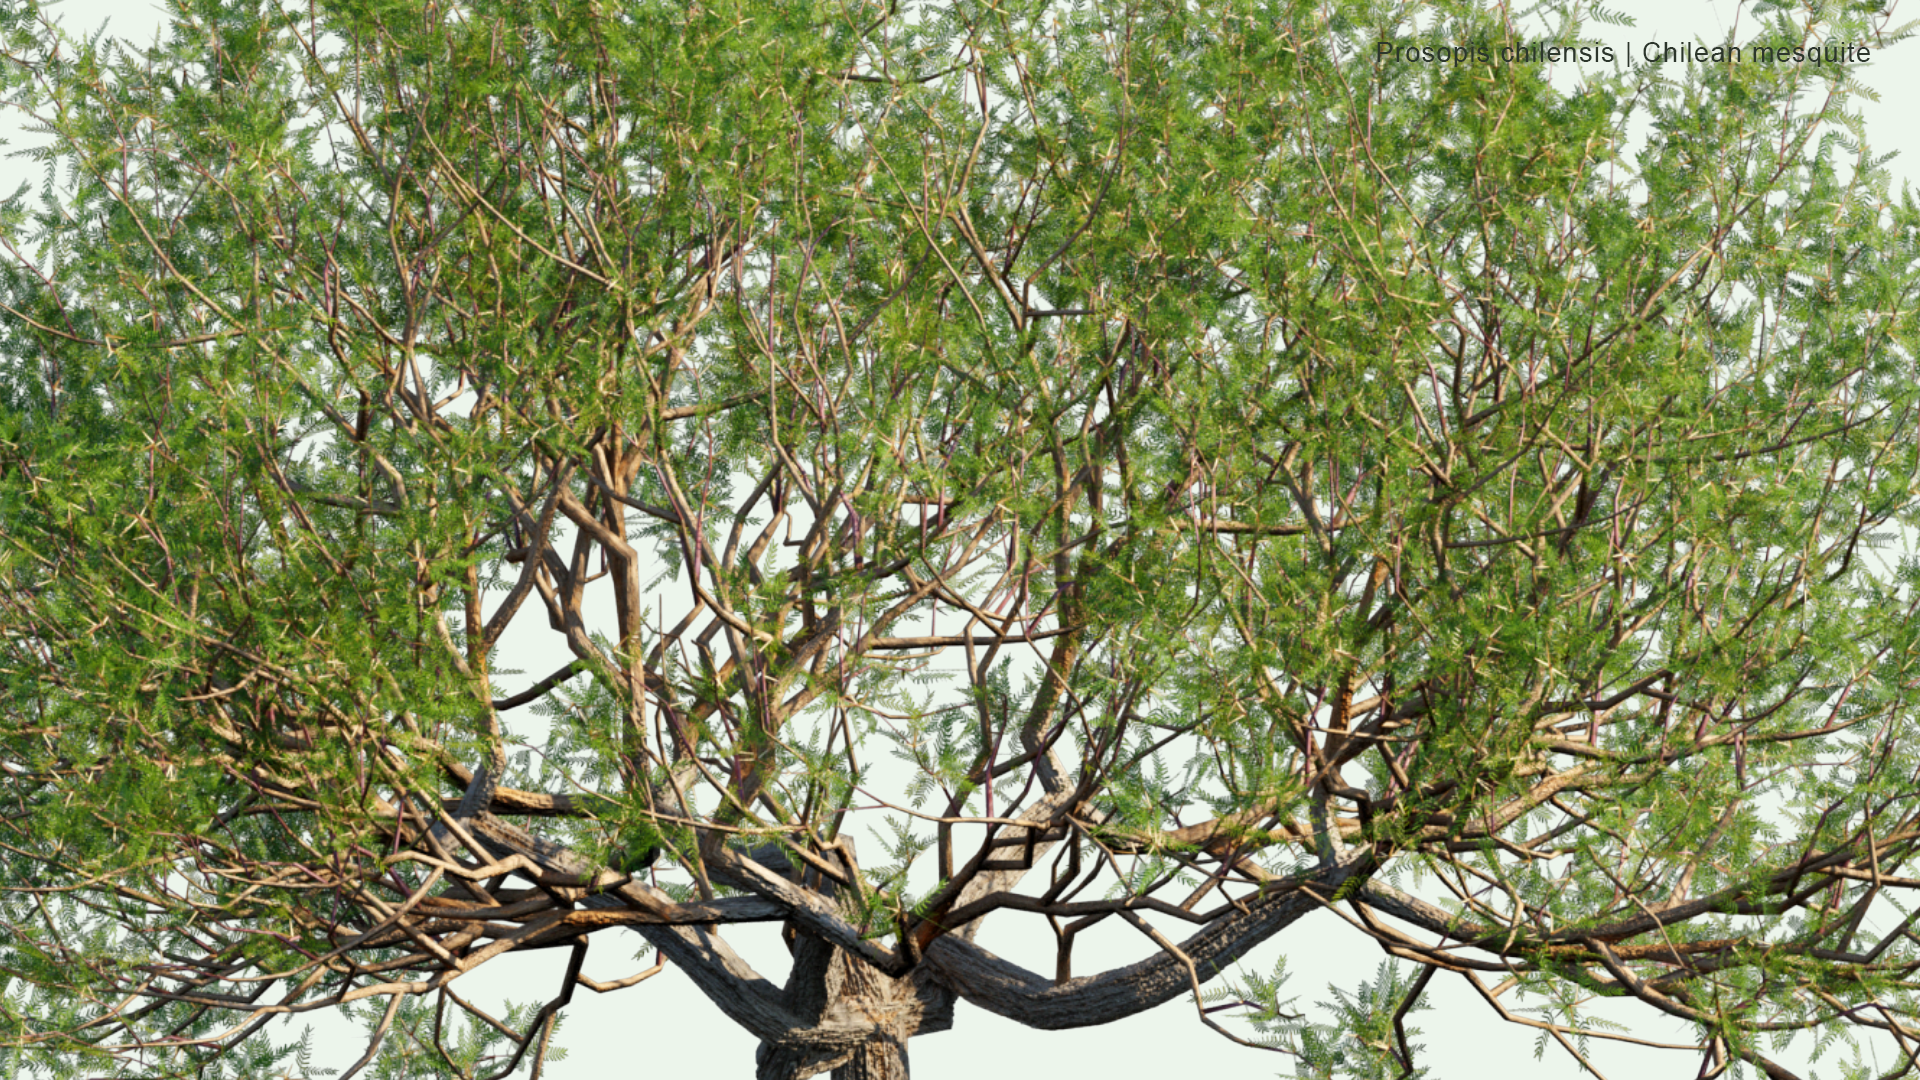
825,945,910,1079
754,935,943,1080
831,1036,908,1080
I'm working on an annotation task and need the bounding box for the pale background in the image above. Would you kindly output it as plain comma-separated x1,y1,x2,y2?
5,1,1917,1076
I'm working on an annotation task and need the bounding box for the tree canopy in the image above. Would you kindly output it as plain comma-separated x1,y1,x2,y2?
3,0,1920,1076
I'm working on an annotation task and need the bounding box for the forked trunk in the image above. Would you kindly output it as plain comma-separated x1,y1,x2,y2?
754,934,948,1080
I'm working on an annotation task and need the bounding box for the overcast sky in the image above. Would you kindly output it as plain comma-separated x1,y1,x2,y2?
5,0,1918,1077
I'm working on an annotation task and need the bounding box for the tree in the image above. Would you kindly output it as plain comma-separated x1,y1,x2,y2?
2,0,1919,1075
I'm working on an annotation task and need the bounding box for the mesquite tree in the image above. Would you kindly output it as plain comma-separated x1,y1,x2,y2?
3,0,1920,1076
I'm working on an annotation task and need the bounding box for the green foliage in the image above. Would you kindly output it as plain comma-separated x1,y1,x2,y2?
0,0,1916,1074
1207,958,1432,1080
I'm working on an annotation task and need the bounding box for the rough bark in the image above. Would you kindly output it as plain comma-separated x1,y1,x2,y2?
473,798,1363,1059
751,933,950,1080
582,834,950,1079
922,851,1371,1028
830,1039,909,1080
473,800,1357,1063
